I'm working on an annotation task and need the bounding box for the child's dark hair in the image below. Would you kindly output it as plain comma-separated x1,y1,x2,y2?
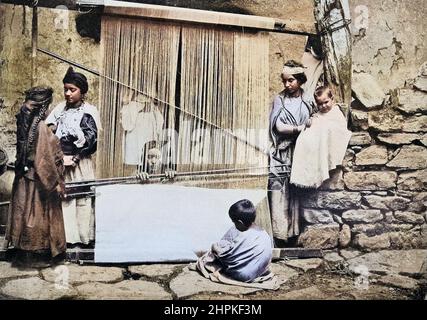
314,85,334,100
283,60,307,85
229,199,256,227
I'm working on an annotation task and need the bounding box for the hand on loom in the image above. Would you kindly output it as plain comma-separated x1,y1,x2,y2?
164,170,176,179
137,171,150,182
160,170,176,184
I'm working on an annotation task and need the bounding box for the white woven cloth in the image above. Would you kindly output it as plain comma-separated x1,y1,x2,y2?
290,106,351,189
94,184,266,263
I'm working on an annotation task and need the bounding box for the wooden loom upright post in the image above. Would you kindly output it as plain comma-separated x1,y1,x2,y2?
314,0,352,119
31,4,38,86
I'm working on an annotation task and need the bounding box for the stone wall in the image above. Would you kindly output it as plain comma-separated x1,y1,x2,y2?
297,0,427,251
298,83,427,250
0,1,426,251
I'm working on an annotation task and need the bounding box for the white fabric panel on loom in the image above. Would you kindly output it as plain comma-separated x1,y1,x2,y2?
121,101,164,165
98,17,180,177
94,184,266,263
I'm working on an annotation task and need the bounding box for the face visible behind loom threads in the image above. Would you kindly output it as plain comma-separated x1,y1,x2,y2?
147,147,161,168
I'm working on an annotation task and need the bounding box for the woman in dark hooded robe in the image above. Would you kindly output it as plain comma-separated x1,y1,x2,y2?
6,86,66,267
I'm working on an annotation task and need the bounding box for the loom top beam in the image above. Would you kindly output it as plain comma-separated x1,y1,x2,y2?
76,0,317,36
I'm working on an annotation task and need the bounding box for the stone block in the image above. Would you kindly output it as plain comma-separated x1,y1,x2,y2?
342,210,383,224
398,169,427,191
303,191,362,210
355,145,388,166
352,73,386,109
344,171,397,190
363,195,410,211
298,224,340,249
377,133,421,145
386,145,427,170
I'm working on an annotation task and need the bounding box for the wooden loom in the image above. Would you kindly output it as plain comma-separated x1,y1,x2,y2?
1,1,353,262
97,7,274,233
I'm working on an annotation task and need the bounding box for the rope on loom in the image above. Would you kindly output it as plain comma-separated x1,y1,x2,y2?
64,173,291,199
65,164,291,188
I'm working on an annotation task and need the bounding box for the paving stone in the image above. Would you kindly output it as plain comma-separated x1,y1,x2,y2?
128,264,184,279
340,249,362,260
270,263,299,284
42,264,125,285
363,195,410,211
402,115,427,133
349,132,372,146
284,258,324,272
368,109,404,132
377,274,419,290
0,262,39,279
76,280,172,300
347,250,427,276
324,252,344,263
169,267,259,299
350,109,369,130
1,277,78,300
302,209,334,224
273,286,330,300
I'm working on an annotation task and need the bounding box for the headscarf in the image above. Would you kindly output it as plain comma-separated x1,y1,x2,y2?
282,65,307,75
16,86,54,173
62,66,89,94
24,86,53,108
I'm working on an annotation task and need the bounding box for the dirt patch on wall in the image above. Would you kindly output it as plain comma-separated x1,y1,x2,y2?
350,0,427,90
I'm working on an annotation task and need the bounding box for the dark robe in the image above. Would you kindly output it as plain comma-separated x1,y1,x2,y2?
6,120,66,257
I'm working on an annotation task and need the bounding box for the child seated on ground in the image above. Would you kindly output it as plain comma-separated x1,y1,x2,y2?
289,86,352,189
197,199,273,283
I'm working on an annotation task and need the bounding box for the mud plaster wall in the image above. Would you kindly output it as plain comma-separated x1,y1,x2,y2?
0,5,99,161
1,1,426,250
350,0,427,91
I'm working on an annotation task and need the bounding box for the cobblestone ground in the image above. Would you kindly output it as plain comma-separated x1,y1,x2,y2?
0,249,426,300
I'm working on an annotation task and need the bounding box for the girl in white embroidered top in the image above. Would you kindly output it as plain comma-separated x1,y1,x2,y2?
46,67,101,246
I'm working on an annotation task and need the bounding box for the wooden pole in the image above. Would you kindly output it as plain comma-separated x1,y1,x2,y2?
31,4,38,86
102,1,317,35
314,0,352,119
